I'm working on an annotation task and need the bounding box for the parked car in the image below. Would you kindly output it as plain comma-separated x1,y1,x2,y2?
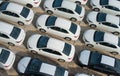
17,57,69,76
83,29,120,55
0,21,26,46
0,1,34,25
5,0,41,8
44,0,85,22
86,11,120,35
27,34,75,62
36,14,81,41
90,0,120,16
67,0,88,5
78,50,120,75
0,47,15,70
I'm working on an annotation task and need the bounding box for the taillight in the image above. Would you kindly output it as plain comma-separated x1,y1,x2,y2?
26,18,31,22
16,39,22,43
4,65,9,68
83,0,86,1
34,2,39,4
80,16,83,18
68,57,72,60
74,36,78,38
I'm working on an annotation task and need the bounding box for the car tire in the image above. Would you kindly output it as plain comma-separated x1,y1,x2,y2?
26,4,33,8
86,44,93,48
8,42,15,46
39,29,46,33
31,50,38,54
93,8,100,11
18,21,24,26
64,37,71,41
58,59,65,62
110,51,118,55
47,10,53,15
75,1,81,5
112,32,119,35
70,18,77,22
90,24,97,28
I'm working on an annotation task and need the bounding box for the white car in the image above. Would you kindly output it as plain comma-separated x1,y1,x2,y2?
17,57,69,76
0,21,26,46
0,47,15,70
90,0,120,16
5,0,41,8
75,73,93,76
27,34,75,62
44,0,85,22
86,11,120,35
0,1,34,25
83,29,120,55
36,15,81,41
67,0,88,5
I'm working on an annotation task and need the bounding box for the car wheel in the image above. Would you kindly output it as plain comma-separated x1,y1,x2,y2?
75,1,81,5
64,37,71,41
70,18,77,22
93,8,100,11
47,10,53,15
31,50,38,54
112,32,119,35
86,44,93,48
8,42,15,46
26,4,33,8
110,51,118,55
90,24,97,28
58,59,65,62
18,21,24,26
39,29,46,33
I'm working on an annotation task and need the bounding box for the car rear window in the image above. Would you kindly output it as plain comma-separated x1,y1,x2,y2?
0,49,10,63
37,36,49,48
97,13,106,22
118,38,120,47
10,27,21,39
63,43,71,56
55,66,66,76
53,0,63,7
94,31,104,42
20,7,30,18
69,23,77,34
100,0,109,5
46,16,57,26
75,5,82,14
0,2,9,11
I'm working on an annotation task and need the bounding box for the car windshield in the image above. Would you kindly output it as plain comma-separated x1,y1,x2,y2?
75,5,82,14
10,27,21,39
118,38,120,47
100,0,109,5
63,43,71,56
115,59,120,72
46,16,57,26
94,31,104,42
0,49,10,63
0,2,9,11
26,59,42,73
55,66,66,76
37,36,49,48
89,52,101,65
53,0,63,7
20,7,30,18
69,23,77,34
97,13,106,22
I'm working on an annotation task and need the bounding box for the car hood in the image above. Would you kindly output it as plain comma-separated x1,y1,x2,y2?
87,11,98,23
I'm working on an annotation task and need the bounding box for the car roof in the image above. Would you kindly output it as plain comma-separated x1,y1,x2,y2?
0,21,13,35
5,2,23,14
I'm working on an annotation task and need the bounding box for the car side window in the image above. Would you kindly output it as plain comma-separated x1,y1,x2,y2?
105,6,120,11
42,49,62,55
102,22,118,28
50,27,68,33
2,11,19,17
57,8,74,14
99,42,117,48
0,33,9,38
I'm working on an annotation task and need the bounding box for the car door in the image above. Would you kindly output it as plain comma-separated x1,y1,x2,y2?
101,5,120,15
48,26,69,38
0,11,20,23
54,7,74,18
95,42,118,52
0,32,10,43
